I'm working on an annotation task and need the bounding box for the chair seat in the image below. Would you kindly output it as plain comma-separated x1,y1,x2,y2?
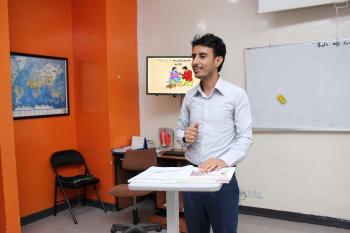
108,184,151,197
59,175,100,188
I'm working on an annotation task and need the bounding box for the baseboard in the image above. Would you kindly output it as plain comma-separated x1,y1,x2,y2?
20,198,114,226
239,205,350,229
21,201,350,229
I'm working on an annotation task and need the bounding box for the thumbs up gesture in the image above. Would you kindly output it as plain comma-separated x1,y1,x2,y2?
184,123,199,144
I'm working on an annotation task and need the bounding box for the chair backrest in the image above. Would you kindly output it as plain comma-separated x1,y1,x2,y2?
122,149,157,171
51,149,85,169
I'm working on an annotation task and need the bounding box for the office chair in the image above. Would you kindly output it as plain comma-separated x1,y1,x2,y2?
51,149,107,224
108,149,162,233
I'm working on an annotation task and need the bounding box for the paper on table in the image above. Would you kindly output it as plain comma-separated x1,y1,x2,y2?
112,146,132,153
181,167,236,184
155,146,173,154
131,136,145,150
128,165,193,183
128,165,235,184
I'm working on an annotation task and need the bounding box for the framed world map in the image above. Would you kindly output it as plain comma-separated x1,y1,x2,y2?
10,53,69,119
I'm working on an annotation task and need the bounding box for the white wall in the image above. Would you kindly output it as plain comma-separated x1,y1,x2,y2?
137,0,350,220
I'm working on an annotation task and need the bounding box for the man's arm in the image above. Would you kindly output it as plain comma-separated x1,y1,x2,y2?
219,90,252,167
199,91,252,172
176,96,196,147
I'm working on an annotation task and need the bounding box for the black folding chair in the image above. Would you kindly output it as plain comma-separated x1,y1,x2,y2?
50,149,107,224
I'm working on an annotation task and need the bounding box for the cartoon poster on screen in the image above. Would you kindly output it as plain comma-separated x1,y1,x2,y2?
147,57,200,94
166,66,193,89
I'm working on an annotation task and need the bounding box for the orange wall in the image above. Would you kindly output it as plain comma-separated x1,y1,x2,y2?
107,0,140,147
72,0,140,203
8,0,77,217
72,0,113,202
0,148,5,233
5,0,140,218
0,0,21,231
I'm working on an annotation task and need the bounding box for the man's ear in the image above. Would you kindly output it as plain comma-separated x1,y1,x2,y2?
215,56,224,68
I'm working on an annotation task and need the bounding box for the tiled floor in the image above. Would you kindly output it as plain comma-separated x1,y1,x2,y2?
22,200,350,233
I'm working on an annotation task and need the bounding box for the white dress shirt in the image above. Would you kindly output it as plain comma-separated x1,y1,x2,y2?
176,78,252,166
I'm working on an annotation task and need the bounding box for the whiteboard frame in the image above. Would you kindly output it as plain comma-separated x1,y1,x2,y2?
244,39,350,132
257,0,348,13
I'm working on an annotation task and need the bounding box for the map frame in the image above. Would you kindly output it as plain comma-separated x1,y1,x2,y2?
10,52,69,120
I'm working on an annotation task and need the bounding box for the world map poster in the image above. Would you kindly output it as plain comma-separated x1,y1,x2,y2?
10,53,69,119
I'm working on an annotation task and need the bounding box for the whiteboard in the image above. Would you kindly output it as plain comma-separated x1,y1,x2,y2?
245,40,350,131
258,0,346,13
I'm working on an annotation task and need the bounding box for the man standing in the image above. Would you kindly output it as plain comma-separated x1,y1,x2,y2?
176,33,252,233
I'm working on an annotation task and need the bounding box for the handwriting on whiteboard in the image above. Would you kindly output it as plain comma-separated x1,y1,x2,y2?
317,40,350,48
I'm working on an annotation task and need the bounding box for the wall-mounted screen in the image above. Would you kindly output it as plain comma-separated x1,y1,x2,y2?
146,56,200,95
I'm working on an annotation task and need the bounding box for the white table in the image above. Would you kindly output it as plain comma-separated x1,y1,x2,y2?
129,182,222,233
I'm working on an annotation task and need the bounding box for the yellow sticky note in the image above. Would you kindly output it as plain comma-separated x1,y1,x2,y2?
277,94,287,105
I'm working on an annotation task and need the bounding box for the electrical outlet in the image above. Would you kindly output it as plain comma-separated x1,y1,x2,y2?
239,189,264,201
242,189,263,199
239,190,247,200
248,190,255,198
255,191,263,199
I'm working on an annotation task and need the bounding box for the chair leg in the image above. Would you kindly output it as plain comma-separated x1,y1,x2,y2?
93,184,107,213
58,184,78,224
132,196,139,225
111,224,132,232
82,186,87,206
53,182,57,216
110,224,117,233
140,223,162,232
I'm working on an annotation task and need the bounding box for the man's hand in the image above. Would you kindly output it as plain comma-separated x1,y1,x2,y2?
199,158,228,172
184,123,199,144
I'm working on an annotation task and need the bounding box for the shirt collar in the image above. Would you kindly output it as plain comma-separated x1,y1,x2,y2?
192,77,225,97
214,78,225,96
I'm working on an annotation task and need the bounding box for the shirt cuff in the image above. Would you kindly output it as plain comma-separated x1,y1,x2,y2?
177,132,191,147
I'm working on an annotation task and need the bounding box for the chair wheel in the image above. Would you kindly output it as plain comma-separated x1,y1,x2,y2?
156,225,162,232
110,225,116,233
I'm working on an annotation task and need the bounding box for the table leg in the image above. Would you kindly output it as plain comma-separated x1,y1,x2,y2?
166,191,179,233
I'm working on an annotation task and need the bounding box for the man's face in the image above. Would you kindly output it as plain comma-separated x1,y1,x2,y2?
191,45,222,80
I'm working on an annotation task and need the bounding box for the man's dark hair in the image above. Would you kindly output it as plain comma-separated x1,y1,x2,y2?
191,33,226,72
182,66,188,70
